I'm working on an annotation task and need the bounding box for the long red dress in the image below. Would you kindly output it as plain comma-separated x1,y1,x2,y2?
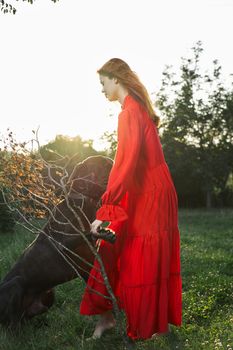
80,95,182,339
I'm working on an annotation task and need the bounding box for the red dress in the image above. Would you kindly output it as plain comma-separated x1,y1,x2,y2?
80,95,182,339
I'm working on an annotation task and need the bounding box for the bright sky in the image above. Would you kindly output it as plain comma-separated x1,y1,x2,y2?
1,0,233,150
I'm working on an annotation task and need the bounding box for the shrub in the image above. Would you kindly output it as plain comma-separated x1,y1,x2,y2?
0,192,15,233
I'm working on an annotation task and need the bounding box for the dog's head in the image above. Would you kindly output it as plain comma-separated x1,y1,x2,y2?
68,155,113,200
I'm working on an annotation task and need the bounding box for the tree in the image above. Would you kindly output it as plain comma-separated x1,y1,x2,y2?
156,41,233,208
1,0,58,14
39,134,99,183
161,136,205,207
40,134,97,162
100,130,117,159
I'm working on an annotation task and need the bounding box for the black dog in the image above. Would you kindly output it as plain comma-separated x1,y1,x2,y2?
0,155,113,327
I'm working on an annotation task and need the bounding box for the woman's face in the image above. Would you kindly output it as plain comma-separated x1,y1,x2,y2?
99,75,119,101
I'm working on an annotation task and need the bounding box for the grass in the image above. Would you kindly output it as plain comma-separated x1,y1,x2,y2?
0,209,233,350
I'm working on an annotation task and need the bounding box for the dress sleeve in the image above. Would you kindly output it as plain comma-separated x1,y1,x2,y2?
96,108,142,222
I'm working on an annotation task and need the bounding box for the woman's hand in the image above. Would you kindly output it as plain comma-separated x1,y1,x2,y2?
91,219,103,235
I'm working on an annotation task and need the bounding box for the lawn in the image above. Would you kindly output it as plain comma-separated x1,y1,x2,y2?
0,209,232,350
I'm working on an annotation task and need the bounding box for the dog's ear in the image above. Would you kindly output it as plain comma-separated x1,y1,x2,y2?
0,276,24,326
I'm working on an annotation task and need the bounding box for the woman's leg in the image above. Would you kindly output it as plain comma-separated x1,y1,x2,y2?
92,310,116,338
81,221,127,338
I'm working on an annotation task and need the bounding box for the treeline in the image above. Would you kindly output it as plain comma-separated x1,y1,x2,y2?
156,42,233,208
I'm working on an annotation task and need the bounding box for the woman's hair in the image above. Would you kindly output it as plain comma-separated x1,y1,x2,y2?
97,58,160,126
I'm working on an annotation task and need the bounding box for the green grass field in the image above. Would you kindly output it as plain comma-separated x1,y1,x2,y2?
0,209,232,350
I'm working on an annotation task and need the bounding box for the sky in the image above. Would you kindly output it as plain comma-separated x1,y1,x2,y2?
0,0,233,150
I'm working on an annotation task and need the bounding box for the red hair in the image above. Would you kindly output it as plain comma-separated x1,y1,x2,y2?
97,58,160,126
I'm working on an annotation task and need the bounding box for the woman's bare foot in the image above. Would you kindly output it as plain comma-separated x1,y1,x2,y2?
92,310,116,339
151,325,171,339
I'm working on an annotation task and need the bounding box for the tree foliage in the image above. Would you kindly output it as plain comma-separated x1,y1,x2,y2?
100,131,117,159
156,41,233,207
1,0,59,14
0,192,15,233
0,131,61,220
40,134,97,163
39,135,99,183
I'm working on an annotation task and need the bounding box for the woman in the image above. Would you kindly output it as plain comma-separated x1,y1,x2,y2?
80,58,182,340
